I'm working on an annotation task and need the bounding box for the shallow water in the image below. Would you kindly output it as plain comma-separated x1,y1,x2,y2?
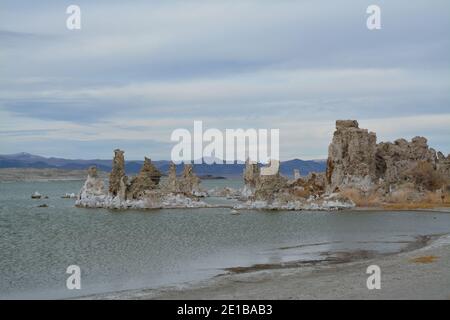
1,180,450,299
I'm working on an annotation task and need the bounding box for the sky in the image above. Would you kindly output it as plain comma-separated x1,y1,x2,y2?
0,0,449,160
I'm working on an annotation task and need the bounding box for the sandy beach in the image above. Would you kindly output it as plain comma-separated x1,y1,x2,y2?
119,233,450,300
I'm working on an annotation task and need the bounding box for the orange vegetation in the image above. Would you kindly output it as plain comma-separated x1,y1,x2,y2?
383,203,450,210
339,185,450,210
410,256,439,264
339,188,382,207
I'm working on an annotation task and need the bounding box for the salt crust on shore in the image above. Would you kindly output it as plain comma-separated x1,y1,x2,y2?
76,186,355,211
234,194,355,211
75,193,210,209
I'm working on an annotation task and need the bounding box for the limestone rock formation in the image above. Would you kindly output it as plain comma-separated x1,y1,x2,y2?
326,120,450,197
178,164,201,195
109,149,127,197
238,119,448,208
164,162,179,193
161,162,205,196
144,157,162,185
77,166,106,201
288,172,326,198
77,155,208,209
245,160,287,201
127,157,162,199
437,152,450,183
376,137,438,186
326,120,377,191
254,172,288,201
241,159,288,201
242,159,260,196
293,169,301,180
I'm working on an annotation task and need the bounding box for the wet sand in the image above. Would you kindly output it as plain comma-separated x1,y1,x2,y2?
142,234,450,300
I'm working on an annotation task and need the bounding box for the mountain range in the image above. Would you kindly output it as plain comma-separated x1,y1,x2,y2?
0,152,326,177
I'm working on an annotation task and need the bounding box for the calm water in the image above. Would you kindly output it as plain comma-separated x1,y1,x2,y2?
1,179,450,299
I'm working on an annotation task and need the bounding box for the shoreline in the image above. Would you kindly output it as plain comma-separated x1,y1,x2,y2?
75,232,450,300
144,233,450,300
351,207,450,214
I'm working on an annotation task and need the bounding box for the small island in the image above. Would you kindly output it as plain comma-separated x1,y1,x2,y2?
76,120,450,211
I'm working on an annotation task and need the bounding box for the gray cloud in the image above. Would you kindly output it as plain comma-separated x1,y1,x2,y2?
0,0,449,159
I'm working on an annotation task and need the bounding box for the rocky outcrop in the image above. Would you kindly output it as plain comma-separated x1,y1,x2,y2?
237,159,352,210
75,120,448,211
288,172,326,198
145,157,162,185
178,164,201,195
375,137,440,187
76,166,106,206
127,157,161,199
164,162,179,193
293,169,301,180
326,120,377,192
242,159,260,197
77,149,208,209
437,152,450,185
374,136,450,192
83,166,105,196
254,170,288,201
31,191,42,199
77,158,208,209
234,192,355,211
109,149,127,198
241,159,288,201
326,120,450,195
160,162,204,196
237,119,447,208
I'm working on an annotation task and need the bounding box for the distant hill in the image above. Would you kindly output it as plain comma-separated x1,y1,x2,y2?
0,152,326,177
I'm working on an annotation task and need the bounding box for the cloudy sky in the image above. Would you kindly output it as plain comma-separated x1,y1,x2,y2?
1,0,449,160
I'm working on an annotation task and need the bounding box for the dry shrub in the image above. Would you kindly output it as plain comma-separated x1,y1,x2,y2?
383,190,450,210
384,203,439,210
417,190,450,205
389,189,410,203
339,188,381,207
422,191,441,204
293,188,311,198
428,190,450,204
444,191,450,204
409,161,445,191
410,256,439,264
387,182,425,203
339,188,362,205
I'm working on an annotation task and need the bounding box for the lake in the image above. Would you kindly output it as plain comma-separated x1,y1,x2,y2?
1,179,450,299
